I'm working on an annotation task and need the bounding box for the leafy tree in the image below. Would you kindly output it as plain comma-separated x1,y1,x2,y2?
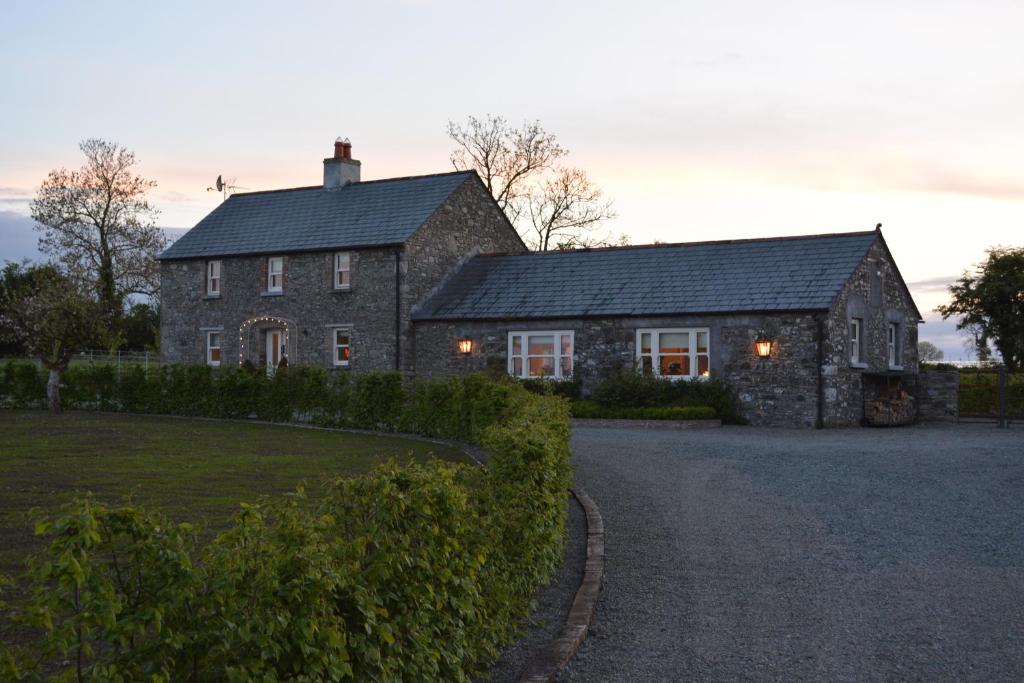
448,115,620,250
121,302,160,351
937,246,1024,370
917,340,944,363
30,139,166,326
0,261,56,357
0,269,102,413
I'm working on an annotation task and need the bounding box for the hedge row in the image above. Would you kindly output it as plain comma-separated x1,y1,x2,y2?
571,401,717,421
588,368,744,424
0,363,572,681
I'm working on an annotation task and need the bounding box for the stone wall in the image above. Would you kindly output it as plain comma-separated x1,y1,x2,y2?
918,370,959,421
413,312,823,428
402,177,526,371
160,248,401,370
822,237,922,426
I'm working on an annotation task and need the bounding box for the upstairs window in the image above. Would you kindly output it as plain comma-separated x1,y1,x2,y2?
508,331,573,379
637,328,710,379
267,256,284,292
333,329,351,367
850,318,862,365
206,331,221,367
206,260,221,296
334,252,351,289
888,322,901,368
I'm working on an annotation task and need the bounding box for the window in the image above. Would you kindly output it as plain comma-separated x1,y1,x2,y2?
206,260,221,295
206,331,221,367
333,329,351,367
850,318,862,365
636,328,710,379
334,252,351,289
888,322,900,368
267,256,284,292
508,331,573,379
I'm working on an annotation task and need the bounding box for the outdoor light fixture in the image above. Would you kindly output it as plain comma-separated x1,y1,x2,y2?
457,337,473,355
754,335,774,358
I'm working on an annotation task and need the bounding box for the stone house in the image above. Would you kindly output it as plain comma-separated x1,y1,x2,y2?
160,140,923,427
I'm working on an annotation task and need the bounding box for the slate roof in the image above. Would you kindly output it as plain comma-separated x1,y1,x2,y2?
413,231,880,320
159,171,475,259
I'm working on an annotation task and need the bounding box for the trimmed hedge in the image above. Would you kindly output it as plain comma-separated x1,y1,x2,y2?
0,363,572,681
588,368,744,424
571,401,717,421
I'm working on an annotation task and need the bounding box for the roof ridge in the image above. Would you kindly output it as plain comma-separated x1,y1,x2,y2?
229,170,474,198
474,230,879,258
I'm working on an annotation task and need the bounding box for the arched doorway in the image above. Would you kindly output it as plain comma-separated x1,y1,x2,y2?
238,316,296,373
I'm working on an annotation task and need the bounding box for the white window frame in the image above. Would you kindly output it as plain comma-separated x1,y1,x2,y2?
507,330,574,380
636,328,711,380
333,252,351,290
327,325,352,367
206,260,221,296
267,256,284,293
206,330,222,367
850,318,862,365
888,322,900,368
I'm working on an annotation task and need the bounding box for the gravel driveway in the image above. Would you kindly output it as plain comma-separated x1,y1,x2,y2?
560,424,1024,682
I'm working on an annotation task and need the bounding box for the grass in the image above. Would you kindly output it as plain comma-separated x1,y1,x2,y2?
0,410,472,579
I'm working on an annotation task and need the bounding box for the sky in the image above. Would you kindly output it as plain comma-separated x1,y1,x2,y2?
2,0,1022,359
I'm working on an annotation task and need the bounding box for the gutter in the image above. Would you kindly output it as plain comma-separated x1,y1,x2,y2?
816,315,825,429
394,249,402,371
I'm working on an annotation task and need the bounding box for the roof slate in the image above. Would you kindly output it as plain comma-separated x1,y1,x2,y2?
159,171,474,259
412,232,878,320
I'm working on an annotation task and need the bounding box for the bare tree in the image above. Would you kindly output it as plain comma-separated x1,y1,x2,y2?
31,139,165,324
527,167,618,251
917,340,944,363
0,267,102,413
448,115,621,250
448,115,565,225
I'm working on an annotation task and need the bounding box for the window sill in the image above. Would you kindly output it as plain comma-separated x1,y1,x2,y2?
203,294,222,300
849,362,868,370
330,286,353,293
888,365,904,371
260,291,284,297
332,364,351,369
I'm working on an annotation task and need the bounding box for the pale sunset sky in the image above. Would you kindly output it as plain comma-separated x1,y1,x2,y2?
2,1,1022,358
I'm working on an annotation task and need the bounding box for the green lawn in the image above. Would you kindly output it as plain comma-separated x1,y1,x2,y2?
0,410,472,577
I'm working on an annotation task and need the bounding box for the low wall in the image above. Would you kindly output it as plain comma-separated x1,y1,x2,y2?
918,370,958,422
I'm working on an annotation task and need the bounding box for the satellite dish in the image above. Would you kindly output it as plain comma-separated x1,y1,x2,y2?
215,175,224,192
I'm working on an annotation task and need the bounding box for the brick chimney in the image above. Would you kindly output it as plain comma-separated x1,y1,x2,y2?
323,137,361,188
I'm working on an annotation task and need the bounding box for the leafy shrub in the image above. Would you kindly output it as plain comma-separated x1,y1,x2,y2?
589,368,744,424
0,361,45,408
571,401,717,420
0,371,572,682
518,376,581,400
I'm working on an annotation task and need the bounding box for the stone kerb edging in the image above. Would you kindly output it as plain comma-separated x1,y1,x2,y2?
520,487,605,683
572,417,722,430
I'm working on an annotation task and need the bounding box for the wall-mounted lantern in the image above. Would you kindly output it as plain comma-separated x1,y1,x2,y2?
753,335,774,358
457,337,474,355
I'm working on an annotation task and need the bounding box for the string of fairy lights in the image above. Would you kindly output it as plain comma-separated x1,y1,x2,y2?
238,315,292,365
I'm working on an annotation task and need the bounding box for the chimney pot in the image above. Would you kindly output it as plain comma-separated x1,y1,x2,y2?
333,137,345,159
342,140,352,159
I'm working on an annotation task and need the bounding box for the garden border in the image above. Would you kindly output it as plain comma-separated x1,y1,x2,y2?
572,417,721,430
520,487,605,683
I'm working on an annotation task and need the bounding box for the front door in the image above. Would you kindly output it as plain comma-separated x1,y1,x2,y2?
266,329,284,373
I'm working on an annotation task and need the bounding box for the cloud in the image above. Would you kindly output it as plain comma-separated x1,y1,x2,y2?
689,52,743,69
0,211,41,263
907,275,958,292
893,166,1024,202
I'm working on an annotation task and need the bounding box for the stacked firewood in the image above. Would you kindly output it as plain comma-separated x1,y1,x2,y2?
864,386,916,426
